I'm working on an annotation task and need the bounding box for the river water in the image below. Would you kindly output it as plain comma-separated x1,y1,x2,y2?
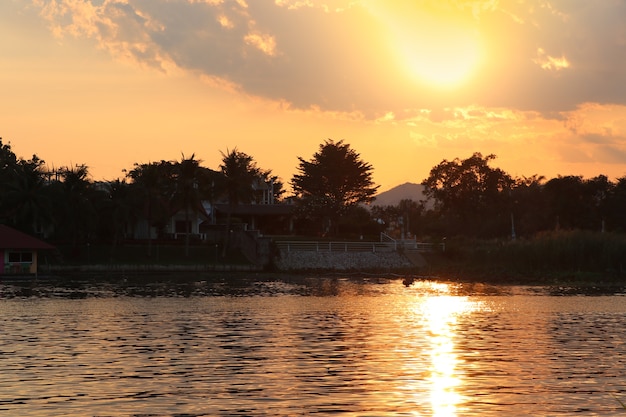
1,276,626,416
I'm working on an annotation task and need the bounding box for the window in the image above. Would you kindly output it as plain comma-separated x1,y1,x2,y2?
175,220,191,234
7,251,33,263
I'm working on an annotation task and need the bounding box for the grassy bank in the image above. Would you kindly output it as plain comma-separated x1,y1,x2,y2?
42,242,248,267
35,232,626,285
421,230,626,284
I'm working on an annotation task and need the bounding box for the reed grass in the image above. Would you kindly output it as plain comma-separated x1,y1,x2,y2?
423,230,626,283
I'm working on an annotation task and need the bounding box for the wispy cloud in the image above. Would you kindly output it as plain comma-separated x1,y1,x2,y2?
30,0,626,118
534,48,570,72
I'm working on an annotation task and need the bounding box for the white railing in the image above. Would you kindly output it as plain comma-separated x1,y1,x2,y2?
276,241,395,253
275,240,444,253
379,232,445,252
171,233,207,241
380,232,396,242
406,242,446,251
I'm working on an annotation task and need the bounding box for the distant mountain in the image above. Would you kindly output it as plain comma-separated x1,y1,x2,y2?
372,182,431,207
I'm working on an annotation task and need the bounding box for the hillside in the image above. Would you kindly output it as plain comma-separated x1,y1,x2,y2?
372,182,431,207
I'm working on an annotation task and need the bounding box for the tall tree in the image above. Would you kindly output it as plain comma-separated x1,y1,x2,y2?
1,149,52,234
96,179,133,251
126,160,175,257
219,148,260,253
584,175,613,232
543,175,614,232
291,139,378,236
543,175,586,231
422,152,514,237
195,165,226,225
510,174,547,236
0,139,35,226
607,176,626,232
220,148,259,207
52,164,99,249
173,154,206,257
0,138,18,189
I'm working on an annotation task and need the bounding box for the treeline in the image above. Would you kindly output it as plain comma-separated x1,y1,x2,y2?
0,138,378,245
0,139,282,245
2,137,626,247
374,152,626,239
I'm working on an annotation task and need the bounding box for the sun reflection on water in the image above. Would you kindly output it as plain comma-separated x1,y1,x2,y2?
411,282,478,417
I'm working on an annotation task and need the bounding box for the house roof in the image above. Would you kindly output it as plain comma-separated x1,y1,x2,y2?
214,203,294,216
0,225,55,250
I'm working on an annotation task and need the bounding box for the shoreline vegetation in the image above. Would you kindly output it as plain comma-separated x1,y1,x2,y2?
4,141,626,289
16,230,626,287
421,230,626,286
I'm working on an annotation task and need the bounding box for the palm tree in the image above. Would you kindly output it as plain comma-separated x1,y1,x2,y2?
96,179,133,259
219,148,259,255
173,154,204,257
196,166,226,225
0,140,54,234
127,161,174,257
3,156,53,235
51,164,98,252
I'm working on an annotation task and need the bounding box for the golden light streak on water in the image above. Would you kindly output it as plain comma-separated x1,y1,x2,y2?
425,296,462,417
4,280,625,415
410,283,478,417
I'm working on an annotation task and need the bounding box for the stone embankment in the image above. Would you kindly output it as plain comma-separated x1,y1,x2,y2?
273,250,414,271
44,263,263,274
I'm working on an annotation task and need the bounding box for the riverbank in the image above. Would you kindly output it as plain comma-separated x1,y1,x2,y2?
19,230,626,286
419,230,626,285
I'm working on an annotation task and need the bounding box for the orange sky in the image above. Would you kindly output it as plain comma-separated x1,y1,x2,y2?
2,0,626,193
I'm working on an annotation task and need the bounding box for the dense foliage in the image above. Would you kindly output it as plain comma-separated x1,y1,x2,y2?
291,139,379,236
422,152,514,237
3,136,626,246
0,139,279,250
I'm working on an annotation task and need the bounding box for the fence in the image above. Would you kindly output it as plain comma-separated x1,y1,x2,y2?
379,232,445,252
275,241,393,253
275,240,443,253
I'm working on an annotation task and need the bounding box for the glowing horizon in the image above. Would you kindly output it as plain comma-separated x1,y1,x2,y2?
2,1,626,191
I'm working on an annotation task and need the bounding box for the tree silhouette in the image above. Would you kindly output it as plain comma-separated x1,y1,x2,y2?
543,175,613,232
54,164,98,250
2,152,52,234
219,148,260,254
173,154,206,257
510,175,547,236
291,139,378,236
127,161,175,257
422,153,514,237
607,176,626,232
97,179,133,255
543,175,586,231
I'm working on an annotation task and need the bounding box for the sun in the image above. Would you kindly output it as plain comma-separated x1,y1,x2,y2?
398,22,482,88
370,2,483,89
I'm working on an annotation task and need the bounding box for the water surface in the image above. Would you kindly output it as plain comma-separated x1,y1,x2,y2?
1,277,626,416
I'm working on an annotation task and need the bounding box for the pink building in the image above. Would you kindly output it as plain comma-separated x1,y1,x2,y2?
0,225,54,275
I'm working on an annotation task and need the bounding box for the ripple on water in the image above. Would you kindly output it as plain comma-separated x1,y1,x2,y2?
1,279,626,416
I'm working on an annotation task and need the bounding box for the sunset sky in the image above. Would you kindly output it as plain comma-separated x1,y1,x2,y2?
2,0,626,193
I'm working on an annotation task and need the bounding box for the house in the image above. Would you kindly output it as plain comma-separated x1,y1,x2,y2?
131,201,214,241
212,203,294,235
128,176,292,241
0,224,55,275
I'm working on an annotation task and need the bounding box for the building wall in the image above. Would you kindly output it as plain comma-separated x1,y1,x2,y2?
0,249,38,275
31,252,38,274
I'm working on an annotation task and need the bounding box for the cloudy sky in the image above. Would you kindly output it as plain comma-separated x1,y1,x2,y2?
2,0,626,192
